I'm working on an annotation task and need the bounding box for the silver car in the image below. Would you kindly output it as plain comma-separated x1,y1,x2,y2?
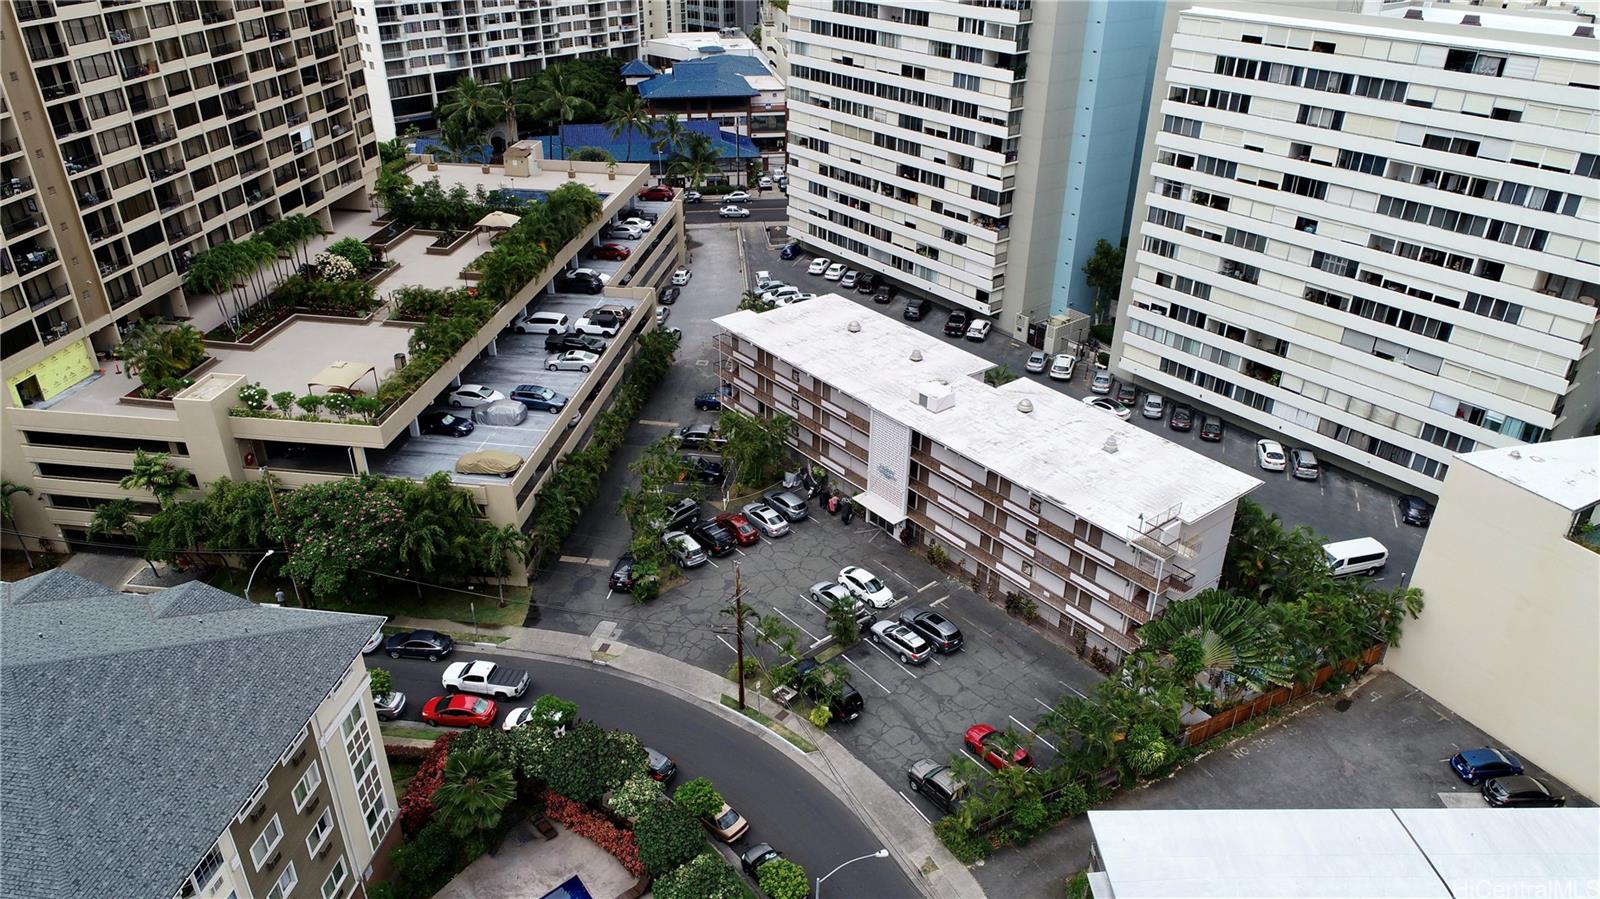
662,531,707,568
762,490,809,522
1025,351,1048,374
1089,370,1113,394
373,691,407,721
740,502,791,537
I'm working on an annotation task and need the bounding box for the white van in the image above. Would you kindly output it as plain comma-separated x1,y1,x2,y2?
513,310,569,335
1322,537,1388,577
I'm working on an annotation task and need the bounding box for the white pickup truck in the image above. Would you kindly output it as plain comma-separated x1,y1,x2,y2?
441,660,529,699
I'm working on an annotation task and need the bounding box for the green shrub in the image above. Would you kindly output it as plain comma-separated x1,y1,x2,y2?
934,817,991,863
326,236,374,272
608,772,664,821
756,858,808,899
387,821,464,899
542,721,648,804
672,777,723,820
653,850,746,899
369,668,393,697
634,800,708,877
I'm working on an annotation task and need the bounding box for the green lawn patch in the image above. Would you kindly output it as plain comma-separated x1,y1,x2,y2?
208,569,530,629
815,643,845,664
719,695,817,753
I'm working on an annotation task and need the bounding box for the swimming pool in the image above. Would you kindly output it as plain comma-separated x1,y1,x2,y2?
537,875,594,899
495,188,610,204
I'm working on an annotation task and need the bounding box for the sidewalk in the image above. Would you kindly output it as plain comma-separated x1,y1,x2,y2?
391,616,985,899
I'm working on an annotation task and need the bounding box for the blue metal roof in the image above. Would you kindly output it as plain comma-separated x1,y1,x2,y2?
412,137,493,165
638,56,765,100
620,59,657,77
535,120,761,164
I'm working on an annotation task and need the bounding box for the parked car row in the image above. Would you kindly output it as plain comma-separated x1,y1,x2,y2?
1450,747,1566,807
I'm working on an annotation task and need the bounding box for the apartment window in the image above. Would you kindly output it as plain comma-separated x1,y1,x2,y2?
186,846,224,894
292,762,322,812
265,863,298,899
1027,495,1041,513
75,52,118,83
1296,105,1344,130
1020,561,1034,578
1576,154,1599,179
1421,423,1476,453
1224,227,1267,254
1195,155,1237,179
1146,206,1185,230
1024,529,1037,545
1444,48,1506,77
303,807,334,856
1281,174,1328,200
1463,292,1522,324
1213,55,1259,80
952,73,981,92
1204,89,1251,114
342,704,392,848
1421,133,1481,157
1311,250,1357,278
250,815,284,870
1353,75,1407,102
321,858,349,899
1303,68,1349,93
1485,221,1547,251
1336,149,1386,176
1142,236,1176,258
903,8,929,26
1162,115,1202,138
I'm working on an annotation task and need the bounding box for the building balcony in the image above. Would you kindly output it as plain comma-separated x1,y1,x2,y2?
2,175,33,199
39,315,81,345
16,1,54,22
40,80,78,101
109,25,151,45
2,214,44,240
122,61,158,80
210,40,241,57
138,127,178,149
13,247,58,276
63,153,100,175
201,9,234,24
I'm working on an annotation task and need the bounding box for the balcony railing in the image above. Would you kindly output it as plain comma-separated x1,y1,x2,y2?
231,129,261,147
29,42,68,62
15,248,58,275
27,281,70,309
2,215,43,238
122,61,157,79
2,176,33,198
86,222,123,243
40,81,78,101
40,316,81,344
223,102,256,119
109,26,150,45
128,93,168,114
63,154,100,174
218,71,248,87
201,9,233,24
210,40,241,57
0,140,21,157
148,163,182,181
17,1,55,22
156,191,192,213
138,127,177,148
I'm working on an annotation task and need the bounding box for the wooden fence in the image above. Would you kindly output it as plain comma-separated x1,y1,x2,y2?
1178,642,1387,746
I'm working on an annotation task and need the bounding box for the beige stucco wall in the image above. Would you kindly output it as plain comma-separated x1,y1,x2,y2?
1387,461,1600,803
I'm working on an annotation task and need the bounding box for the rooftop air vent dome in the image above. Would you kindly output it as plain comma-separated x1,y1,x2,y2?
1017,398,1034,414
847,320,861,333
1103,436,1119,454
910,349,923,362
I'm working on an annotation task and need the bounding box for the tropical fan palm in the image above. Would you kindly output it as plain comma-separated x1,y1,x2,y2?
432,746,517,839
668,133,722,189
438,77,503,153
1138,588,1291,689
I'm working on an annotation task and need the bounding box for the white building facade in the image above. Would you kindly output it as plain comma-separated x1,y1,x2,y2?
1111,3,1600,496
353,0,642,140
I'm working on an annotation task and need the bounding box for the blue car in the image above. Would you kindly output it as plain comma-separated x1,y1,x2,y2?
1450,748,1523,785
780,243,800,260
695,391,722,411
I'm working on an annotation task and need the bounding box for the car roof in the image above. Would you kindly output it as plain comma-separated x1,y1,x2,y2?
1495,775,1547,792
1460,747,1515,764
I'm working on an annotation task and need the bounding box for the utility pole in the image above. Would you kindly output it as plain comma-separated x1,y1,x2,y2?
259,466,305,607
734,563,747,710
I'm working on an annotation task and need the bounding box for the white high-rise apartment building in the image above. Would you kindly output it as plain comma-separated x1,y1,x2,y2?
1112,2,1600,496
785,0,1164,337
353,0,642,140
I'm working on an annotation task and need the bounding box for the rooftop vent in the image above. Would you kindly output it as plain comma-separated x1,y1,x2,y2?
1017,398,1034,414
1578,26,1596,38
1461,14,1481,25
1403,8,1422,18
915,380,955,414
1103,436,1119,455
847,320,861,333
910,349,923,362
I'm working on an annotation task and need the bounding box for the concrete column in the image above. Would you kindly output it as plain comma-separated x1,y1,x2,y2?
486,337,498,357
408,418,422,438
350,447,369,474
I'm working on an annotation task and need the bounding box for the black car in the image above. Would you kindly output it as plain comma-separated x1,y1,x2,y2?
791,657,864,722
659,286,680,305
691,520,737,557
1398,495,1433,526
1114,381,1139,407
694,391,723,411
680,454,724,484
1198,416,1224,442
646,746,678,783
556,273,603,294
779,242,800,260
383,629,455,661
418,411,475,437
609,553,636,592
1168,405,1194,432
943,310,970,337
510,384,569,413
873,290,893,304
898,607,964,653
740,843,784,878
903,296,928,320
545,332,607,354
856,273,878,294
1482,775,1565,808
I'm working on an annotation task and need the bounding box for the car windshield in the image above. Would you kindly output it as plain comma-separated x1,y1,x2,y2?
471,699,490,713
716,808,741,828
862,576,885,592
440,415,462,425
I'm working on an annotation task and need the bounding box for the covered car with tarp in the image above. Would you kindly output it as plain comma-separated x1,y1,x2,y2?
473,399,527,426
454,450,522,478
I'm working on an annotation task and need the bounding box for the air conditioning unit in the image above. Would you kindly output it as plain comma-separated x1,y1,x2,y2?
914,380,955,413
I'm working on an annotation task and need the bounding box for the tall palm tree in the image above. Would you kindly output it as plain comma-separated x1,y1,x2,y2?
1,480,36,569
432,746,517,839
650,114,686,173
438,77,503,158
1138,588,1291,691
489,76,538,142
604,91,650,165
477,524,533,606
529,68,594,161
668,133,722,190
119,449,189,509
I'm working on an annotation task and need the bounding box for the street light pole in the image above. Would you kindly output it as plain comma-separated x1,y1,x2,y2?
814,849,889,899
244,549,275,601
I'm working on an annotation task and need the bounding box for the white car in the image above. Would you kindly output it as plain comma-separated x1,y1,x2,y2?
546,350,599,372
725,190,751,203
758,176,773,188
1089,369,1113,394
671,267,691,285
840,270,860,289
619,216,653,233
965,319,992,341
605,224,641,240
1256,439,1288,472
754,271,779,291
1048,354,1076,381
362,620,386,654
740,502,791,538
502,705,570,734
762,285,802,303
824,263,847,281
807,258,832,276
1025,351,1048,374
839,565,895,609
655,306,670,325
1141,393,1166,420
775,292,816,306
1082,396,1132,420
573,314,621,337
868,620,932,665
718,205,750,218
568,267,611,284
448,384,505,408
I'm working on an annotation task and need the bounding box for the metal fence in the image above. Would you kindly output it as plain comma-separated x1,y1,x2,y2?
1179,642,1387,747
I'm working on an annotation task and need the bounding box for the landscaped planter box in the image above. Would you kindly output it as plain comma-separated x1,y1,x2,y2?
422,228,476,255
364,222,415,252
119,356,219,407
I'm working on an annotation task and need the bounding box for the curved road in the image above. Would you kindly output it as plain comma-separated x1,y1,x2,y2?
384,650,919,897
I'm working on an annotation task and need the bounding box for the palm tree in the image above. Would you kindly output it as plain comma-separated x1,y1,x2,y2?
119,449,189,509
738,290,774,312
604,91,650,165
1137,588,1290,691
529,68,594,161
431,746,517,840
1,480,36,569
477,524,533,606
650,114,686,173
489,76,538,143
437,77,503,157
668,133,722,191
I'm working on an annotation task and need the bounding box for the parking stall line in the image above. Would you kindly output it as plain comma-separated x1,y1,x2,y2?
929,594,949,608
960,748,986,767
771,605,820,643
1009,715,1058,752
1033,697,1054,712
888,570,916,588
900,792,933,826
1057,679,1086,698
863,638,919,679
841,655,893,696
715,633,737,654
917,580,938,593
705,558,720,568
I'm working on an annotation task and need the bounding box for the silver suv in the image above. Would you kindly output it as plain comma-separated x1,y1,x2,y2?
762,490,809,522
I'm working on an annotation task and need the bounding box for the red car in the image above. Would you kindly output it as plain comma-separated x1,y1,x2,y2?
421,694,497,728
713,512,760,546
591,243,631,261
638,185,674,201
965,724,1033,770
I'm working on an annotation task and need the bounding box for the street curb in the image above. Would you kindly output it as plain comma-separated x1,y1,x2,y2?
396,618,984,899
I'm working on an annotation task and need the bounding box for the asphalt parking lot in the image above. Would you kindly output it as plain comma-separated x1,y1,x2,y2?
976,670,1594,898
749,234,1429,590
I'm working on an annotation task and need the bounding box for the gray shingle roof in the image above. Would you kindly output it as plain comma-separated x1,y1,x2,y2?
0,570,383,899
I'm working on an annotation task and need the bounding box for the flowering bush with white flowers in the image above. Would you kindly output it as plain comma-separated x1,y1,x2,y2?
316,251,358,282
